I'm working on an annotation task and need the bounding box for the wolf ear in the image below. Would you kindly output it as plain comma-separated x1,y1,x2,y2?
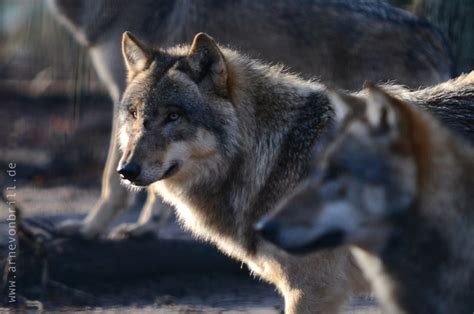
326,88,352,124
187,33,228,97
365,83,398,130
122,31,151,76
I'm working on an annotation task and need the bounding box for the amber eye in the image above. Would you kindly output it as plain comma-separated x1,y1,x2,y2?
167,112,180,122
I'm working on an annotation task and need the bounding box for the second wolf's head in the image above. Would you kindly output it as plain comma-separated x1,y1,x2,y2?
116,32,240,188
257,85,427,253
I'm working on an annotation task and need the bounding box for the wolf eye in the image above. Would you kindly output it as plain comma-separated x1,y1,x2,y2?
166,112,181,122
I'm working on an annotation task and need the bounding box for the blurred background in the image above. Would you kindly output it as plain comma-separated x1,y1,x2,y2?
0,0,107,219
0,0,472,312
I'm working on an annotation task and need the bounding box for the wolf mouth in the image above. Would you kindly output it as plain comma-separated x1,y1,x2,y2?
123,161,181,187
280,229,346,255
159,161,181,180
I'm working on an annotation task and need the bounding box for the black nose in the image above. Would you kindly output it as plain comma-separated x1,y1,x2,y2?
117,162,141,181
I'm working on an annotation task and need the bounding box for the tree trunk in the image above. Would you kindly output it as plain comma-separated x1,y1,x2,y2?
414,0,474,75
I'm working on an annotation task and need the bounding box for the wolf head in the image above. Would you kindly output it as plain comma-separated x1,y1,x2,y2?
116,32,239,188
257,85,423,254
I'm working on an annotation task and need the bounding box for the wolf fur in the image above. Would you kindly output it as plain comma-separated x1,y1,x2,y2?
257,75,474,313
116,31,473,313
48,0,454,239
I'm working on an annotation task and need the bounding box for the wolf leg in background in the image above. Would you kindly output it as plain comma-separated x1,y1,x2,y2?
109,191,172,239
48,0,454,239
257,76,474,313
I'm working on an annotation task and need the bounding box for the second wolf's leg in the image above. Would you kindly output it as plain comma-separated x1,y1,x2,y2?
108,191,173,239
56,115,130,238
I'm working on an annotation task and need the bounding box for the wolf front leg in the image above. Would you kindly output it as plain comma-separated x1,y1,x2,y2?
255,244,362,314
56,116,130,238
286,249,361,314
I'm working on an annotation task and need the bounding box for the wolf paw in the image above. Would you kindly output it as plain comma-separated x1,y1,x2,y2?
55,219,84,236
108,223,158,240
55,219,100,239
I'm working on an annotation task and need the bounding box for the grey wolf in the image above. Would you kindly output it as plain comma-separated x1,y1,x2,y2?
115,31,473,313
48,0,454,239
257,77,474,313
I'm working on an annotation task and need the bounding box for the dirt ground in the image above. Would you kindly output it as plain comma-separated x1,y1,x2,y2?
0,89,380,313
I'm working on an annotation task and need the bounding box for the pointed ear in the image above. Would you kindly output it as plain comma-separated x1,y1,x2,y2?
365,84,398,130
187,33,228,97
326,88,352,124
122,31,151,76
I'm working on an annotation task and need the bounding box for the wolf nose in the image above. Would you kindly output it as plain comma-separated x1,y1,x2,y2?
256,219,280,244
117,162,141,181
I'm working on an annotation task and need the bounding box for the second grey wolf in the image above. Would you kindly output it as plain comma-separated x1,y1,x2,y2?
115,31,472,313
48,0,454,239
257,79,474,313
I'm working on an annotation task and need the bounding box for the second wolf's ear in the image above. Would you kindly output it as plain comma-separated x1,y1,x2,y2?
326,89,352,124
187,33,229,97
365,84,398,130
122,32,151,77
